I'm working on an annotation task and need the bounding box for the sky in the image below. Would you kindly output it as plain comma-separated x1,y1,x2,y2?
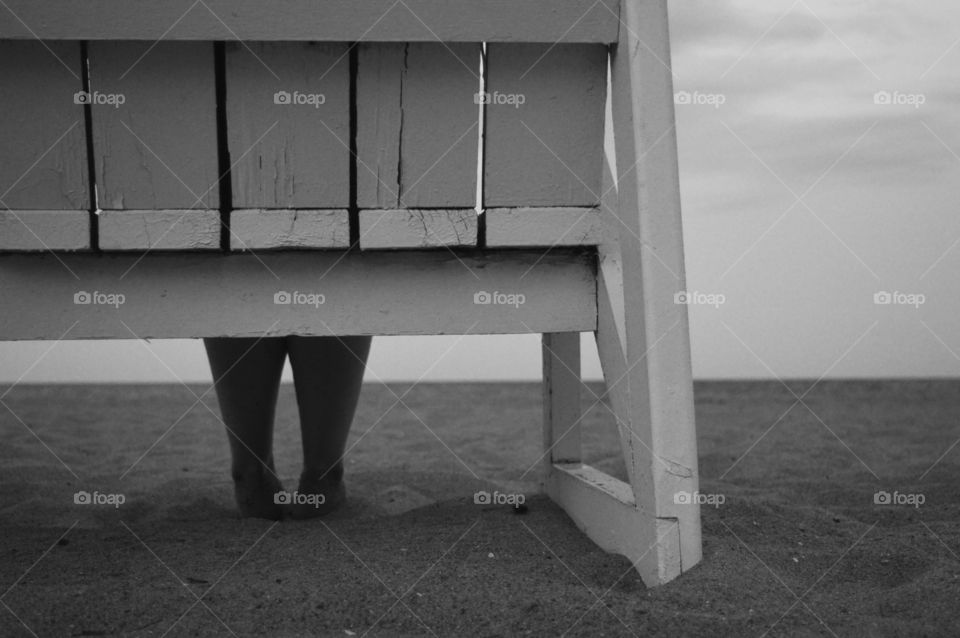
2,0,960,383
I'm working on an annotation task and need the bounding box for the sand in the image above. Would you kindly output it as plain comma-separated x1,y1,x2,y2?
0,380,958,636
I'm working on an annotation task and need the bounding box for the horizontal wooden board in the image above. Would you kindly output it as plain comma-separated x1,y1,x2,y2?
0,1,619,42
485,207,602,246
98,210,220,250
231,209,350,250
0,250,597,339
0,211,89,251
226,42,350,208
359,210,477,249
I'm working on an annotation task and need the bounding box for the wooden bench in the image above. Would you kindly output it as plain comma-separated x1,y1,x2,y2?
0,0,701,586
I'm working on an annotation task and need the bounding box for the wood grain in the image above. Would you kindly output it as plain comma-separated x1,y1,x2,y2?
0,211,88,251
0,41,89,250
484,44,606,207
231,209,350,250
97,210,220,250
88,42,219,213
359,209,477,249
0,250,597,338
0,1,620,43
226,42,350,209
357,43,480,208
485,207,602,246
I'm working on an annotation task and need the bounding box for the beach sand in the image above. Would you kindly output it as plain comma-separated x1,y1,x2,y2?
0,380,958,636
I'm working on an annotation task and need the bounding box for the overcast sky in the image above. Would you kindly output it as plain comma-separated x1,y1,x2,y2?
2,0,959,383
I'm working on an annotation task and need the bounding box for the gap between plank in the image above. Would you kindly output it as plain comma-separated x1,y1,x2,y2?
80,40,99,251
214,41,232,253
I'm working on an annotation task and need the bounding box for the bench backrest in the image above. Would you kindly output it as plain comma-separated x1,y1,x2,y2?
0,1,617,253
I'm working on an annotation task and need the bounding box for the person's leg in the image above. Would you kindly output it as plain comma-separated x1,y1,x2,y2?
204,337,287,519
286,335,371,518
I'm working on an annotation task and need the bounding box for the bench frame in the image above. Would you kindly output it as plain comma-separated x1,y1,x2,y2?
0,0,701,586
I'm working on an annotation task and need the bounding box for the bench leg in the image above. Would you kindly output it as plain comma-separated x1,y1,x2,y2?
542,328,699,587
544,0,703,586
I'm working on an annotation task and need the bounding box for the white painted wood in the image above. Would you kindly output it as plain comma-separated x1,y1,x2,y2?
542,333,581,473
357,43,480,209
547,464,681,587
485,207,602,247
359,210,477,249
97,210,220,250
0,211,88,251
226,42,349,209
0,250,596,339
231,209,349,250
0,41,89,250
356,43,403,209
88,41,219,249
0,1,620,43
589,0,701,584
484,44,606,207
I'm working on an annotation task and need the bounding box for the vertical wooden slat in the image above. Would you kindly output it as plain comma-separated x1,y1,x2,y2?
356,42,480,248
89,41,220,250
484,43,606,246
356,43,403,210
225,42,350,250
542,332,582,472
0,41,89,251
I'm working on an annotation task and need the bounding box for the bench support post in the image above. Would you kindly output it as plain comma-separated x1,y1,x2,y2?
542,0,701,587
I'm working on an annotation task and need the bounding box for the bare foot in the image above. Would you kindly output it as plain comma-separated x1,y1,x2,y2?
290,466,347,520
232,466,285,520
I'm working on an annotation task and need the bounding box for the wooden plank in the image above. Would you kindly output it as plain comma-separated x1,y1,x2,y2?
357,43,480,209
0,250,597,339
225,42,349,209
486,207,602,246
547,463,682,587
484,43,606,207
592,0,700,584
356,43,403,209
359,210,476,249
0,1,620,43
0,40,89,250
0,211,88,251
88,41,219,249
542,333,582,473
98,210,220,250
231,209,350,250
